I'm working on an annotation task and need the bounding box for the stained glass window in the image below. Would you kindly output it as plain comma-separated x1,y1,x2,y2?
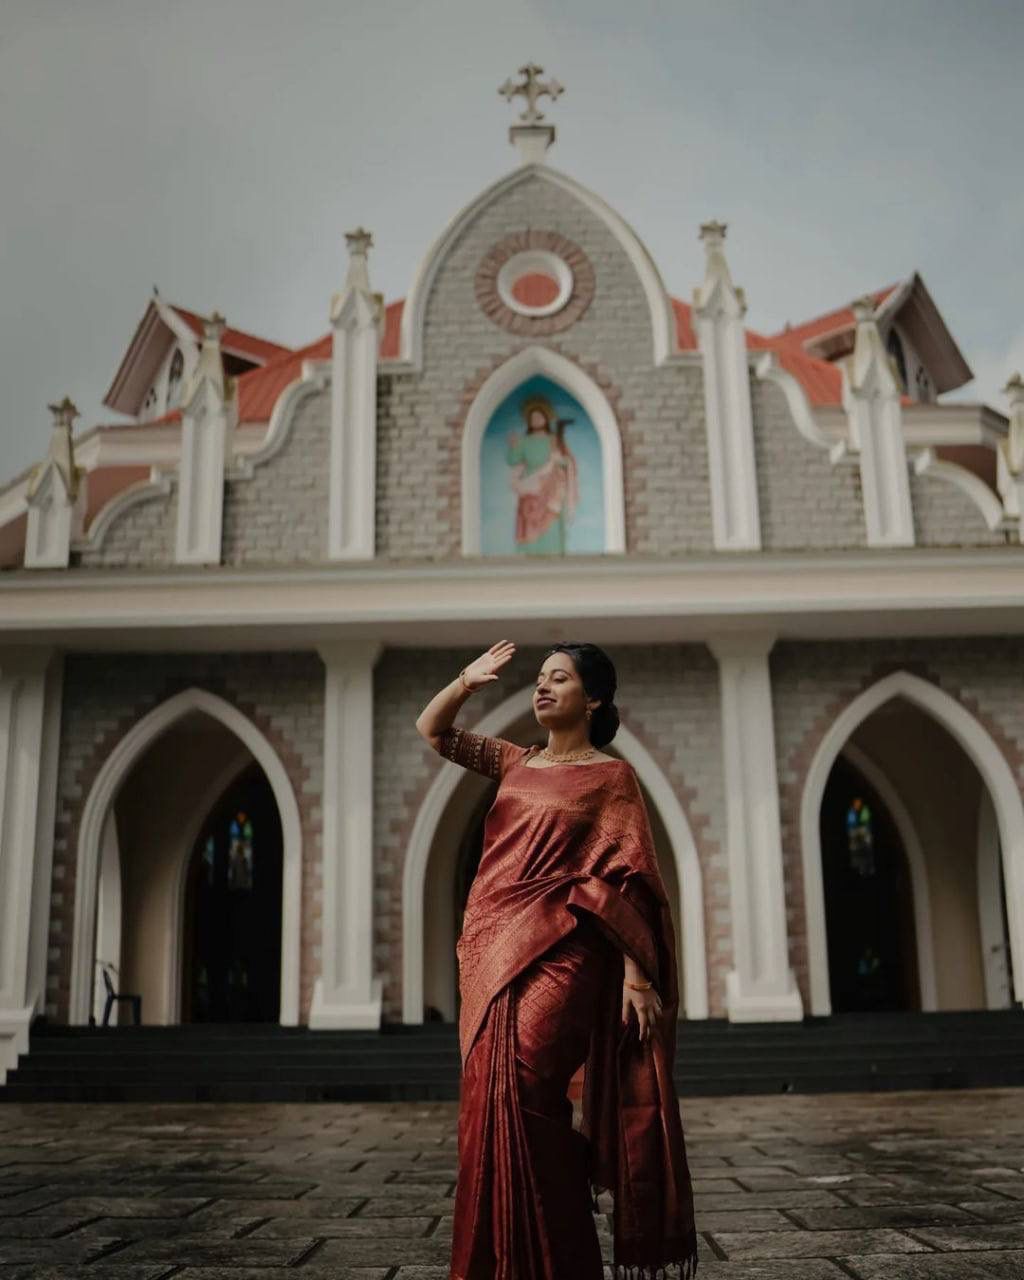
227,811,254,892
845,796,876,877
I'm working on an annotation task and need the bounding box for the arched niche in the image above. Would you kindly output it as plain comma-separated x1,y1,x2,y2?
461,347,626,556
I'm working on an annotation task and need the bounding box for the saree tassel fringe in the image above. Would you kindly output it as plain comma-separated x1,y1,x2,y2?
612,1254,699,1280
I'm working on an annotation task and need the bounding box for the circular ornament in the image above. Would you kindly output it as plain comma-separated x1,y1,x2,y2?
475,230,595,336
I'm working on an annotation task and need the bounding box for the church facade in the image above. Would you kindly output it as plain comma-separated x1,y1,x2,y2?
1,69,1022,1081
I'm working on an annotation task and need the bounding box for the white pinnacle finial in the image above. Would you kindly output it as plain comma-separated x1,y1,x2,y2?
203,310,227,344
499,62,563,165
343,226,373,292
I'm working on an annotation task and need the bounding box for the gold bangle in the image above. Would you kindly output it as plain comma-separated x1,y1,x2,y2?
458,668,472,692
625,979,653,991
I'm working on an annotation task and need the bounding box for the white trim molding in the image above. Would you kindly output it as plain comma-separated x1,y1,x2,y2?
401,682,709,1024
73,468,174,555
912,446,1007,533
399,163,676,370
799,669,1024,1014
708,632,803,1021
70,687,304,1027
310,640,385,1028
460,345,627,556
753,350,832,450
693,222,761,551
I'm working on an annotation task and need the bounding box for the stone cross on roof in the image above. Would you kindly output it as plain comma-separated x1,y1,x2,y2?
498,62,564,123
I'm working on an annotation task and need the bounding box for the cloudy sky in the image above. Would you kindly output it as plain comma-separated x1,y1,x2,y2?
2,0,1021,482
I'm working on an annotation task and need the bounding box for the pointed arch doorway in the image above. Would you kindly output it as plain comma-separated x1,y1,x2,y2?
801,671,1023,1016
73,687,303,1027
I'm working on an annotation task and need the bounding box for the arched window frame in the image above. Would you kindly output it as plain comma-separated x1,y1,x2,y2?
460,346,627,556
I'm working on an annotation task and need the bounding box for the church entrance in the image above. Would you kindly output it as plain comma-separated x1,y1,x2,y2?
820,753,919,1012
181,760,283,1022
813,688,1016,1014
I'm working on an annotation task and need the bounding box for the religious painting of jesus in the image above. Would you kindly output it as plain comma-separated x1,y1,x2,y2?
479,375,604,556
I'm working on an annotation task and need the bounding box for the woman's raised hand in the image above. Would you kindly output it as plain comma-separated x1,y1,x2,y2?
461,640,516,692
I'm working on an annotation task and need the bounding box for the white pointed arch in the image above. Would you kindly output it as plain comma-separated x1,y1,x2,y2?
461,345,627,555
399,163,675,370
800,670,1024,1015
70,687,303,1026
402,682,709,1024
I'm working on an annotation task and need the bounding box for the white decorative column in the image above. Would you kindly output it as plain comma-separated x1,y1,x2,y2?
996,372,1024,542
24,397,84,569
329,229,383,561
692,221,761,551
310,639,384,1028
708,634,803,1022
0,647,59,1082
175,311,236,565
838,296,915,547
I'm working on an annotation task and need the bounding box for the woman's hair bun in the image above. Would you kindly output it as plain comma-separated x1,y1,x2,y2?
589,698,620,749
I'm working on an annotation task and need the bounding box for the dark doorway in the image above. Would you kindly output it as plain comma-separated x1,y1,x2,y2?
820,753,920,1012
181,761,283,1022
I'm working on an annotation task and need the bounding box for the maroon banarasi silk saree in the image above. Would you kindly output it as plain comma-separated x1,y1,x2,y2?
439,725,699,1280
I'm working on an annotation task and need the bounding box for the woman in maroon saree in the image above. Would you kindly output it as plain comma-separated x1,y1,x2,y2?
416,640,699,1280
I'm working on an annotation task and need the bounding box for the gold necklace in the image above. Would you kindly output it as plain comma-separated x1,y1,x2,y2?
539,744,595,762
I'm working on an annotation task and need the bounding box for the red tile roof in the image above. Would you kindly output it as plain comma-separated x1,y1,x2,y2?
765,284,899,348
172,305,292,364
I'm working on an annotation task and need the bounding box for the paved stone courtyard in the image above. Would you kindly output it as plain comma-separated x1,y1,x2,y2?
0,1087,1022,1278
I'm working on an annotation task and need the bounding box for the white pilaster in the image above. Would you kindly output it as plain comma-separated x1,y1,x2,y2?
839,296,915,547
310,639,384,1028
692,221,761,551
0,647,58,1082
708,633,803,1022
329,228,383,561
175,311,236,565
25,397,84,569
996,372,1024,543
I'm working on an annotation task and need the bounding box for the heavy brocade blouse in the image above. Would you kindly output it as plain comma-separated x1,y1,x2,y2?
436,723,700,1276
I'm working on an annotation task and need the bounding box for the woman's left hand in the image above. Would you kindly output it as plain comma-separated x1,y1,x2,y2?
622,982,662,1044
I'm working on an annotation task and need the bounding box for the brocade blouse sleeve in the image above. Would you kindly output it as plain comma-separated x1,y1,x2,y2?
436,725,529,782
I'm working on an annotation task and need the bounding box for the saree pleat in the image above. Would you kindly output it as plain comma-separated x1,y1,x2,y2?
451,920,609,1280
439,726,699,1280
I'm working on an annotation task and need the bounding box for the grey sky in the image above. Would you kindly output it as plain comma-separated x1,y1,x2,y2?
2,0,1021,483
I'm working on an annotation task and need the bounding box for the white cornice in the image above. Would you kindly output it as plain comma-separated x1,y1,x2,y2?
1,548,1023,645
814,401,1007,448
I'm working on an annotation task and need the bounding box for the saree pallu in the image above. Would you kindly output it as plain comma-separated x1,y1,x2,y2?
438,726,699,1280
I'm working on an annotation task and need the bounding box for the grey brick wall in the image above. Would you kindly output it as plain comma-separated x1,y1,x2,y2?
752,378,866,550
46,651,324,1023
76,482,177,568
770,636,1024,1011
222,390,331,565
376,171,713,558
908,469,1008,547
373,642,730,1022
